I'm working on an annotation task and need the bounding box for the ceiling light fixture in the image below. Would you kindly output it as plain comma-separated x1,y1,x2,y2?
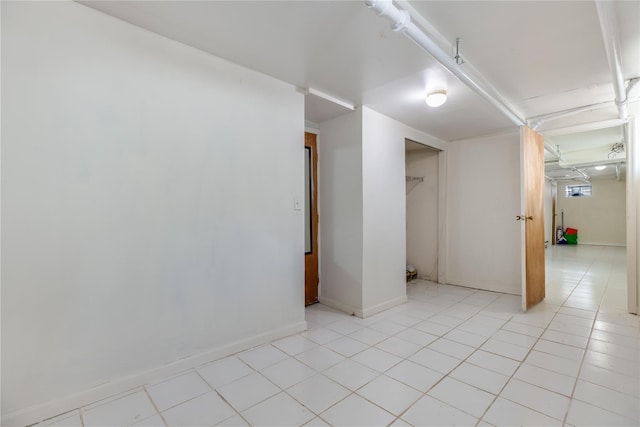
426,90,447,107
594,165,607,170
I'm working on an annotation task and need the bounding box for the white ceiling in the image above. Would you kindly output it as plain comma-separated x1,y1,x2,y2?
81,0,639,175
547,126,624,164
545,124,626,181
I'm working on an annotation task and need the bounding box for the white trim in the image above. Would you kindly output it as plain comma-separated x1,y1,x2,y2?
446,277,521,297
520,127,528,311
361,295,408,318
304,121,319,134
0,3,3,423
313,131,322,303
576,242,626,247
318,295,363,318
307,88,355,111
626,114,639,314
403,139,447,284
2,321,307,427
437,149,447,284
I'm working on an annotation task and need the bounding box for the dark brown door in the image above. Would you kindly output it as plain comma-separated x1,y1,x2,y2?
304,132,319,305
521,126,546,309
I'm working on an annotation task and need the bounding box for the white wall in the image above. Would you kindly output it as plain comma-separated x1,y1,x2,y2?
1,2,305,424
627,107,639,314
361,108,417,316
557,179,626,246
544,179,555,244
445,132,522,295
406,149,439,280
318,107,443,317
318,110,364,314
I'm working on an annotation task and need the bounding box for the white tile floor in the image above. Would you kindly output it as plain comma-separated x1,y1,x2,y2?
37,245,639,426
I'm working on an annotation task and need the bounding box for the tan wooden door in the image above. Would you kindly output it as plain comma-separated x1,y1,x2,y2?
521,126,546,310
304,132,319,305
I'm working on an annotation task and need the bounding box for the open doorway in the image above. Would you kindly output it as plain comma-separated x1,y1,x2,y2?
405,139,441,282
305,132,319,305
543,125,628,312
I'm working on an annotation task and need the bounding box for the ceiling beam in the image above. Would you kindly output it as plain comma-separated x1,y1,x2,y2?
596,1,629,121
365,0,526,127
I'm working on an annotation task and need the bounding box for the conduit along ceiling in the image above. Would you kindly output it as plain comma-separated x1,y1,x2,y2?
82,1,640,154
545,125,626,182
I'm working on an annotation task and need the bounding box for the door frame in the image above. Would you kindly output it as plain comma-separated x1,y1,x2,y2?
626,114,638,314
401,138,448,285
539,117,638,314
404,140,444,283
304,130,319,306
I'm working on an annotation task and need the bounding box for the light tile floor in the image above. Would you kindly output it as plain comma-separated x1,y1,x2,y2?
37,246,639,426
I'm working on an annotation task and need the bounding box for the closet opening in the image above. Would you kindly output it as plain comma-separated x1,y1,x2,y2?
405,139,442,284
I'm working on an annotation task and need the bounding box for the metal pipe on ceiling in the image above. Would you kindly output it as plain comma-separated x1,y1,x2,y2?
627,78,640,96
596,1,629,121
530,100,618,130
616,163,621,181
395,0,451,53
544,144,563,161
531,95,639,130
365,0,526,127
572,167,591,182
542,119,628,137
558,159,626,169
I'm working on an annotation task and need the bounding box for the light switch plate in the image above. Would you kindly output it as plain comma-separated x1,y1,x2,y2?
294,196,302,211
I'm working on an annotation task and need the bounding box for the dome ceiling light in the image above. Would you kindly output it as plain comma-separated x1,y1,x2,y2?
426,90,447,107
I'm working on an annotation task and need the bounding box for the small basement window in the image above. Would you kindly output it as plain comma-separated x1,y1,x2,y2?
565,184,592,197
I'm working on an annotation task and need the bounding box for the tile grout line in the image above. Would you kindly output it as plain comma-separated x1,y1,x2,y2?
560,249,637,425
43,249,636,427
560,245,604,426
392,290,513,425
472,308,561,425
192,368,252,426
305,286,497,426
140,387,167,427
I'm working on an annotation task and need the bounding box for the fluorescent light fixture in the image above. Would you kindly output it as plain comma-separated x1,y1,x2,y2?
426,90,447,107
594,165,606,170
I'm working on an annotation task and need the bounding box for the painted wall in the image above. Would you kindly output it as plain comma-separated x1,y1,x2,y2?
319,107,443,317
361,108,415,316
1,2,305,423
318,110,364,314
445,132,522,295
557,179,626,246
406,149,439,280
544,179,555,244
627,107,639,313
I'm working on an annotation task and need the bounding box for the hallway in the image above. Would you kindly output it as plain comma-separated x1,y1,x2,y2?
38,247,639,426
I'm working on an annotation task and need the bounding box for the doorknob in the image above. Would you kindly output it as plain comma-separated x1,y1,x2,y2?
516,215,533,221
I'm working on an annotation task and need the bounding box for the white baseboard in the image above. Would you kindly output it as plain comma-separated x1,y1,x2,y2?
577,242,626,247
318,295,363,317
361,295,407,318
319,294,408,319
2,321,307,427
444,277,522,296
